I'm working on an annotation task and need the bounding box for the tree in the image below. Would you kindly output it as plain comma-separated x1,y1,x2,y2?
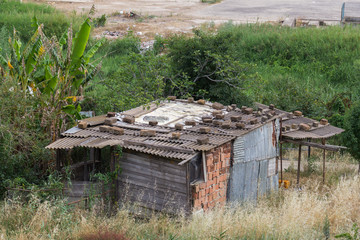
0,17,105,140
343,101,360,173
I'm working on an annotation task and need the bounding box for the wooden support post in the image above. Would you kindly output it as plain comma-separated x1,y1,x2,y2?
279,117,283,184
297,144,302,185
90,148,95,175
84,149,88,181
307,139,311,159
322,139,326,184
56,149,61,171
280,143,283,183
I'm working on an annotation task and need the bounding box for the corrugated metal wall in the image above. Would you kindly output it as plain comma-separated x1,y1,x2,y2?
118,151,189,213
228,119,280,202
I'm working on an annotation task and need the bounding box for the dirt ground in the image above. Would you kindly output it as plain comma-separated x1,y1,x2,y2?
42,0,346,41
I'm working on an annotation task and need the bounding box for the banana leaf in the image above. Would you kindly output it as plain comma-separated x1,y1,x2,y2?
71,18,91,69
83,38,105,64
25,37,42,75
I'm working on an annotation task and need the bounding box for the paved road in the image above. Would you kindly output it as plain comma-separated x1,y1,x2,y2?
193,0,346,22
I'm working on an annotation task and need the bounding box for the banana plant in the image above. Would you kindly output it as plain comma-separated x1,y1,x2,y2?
0,17,105,140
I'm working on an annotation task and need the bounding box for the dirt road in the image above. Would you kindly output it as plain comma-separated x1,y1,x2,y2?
45,0,346,40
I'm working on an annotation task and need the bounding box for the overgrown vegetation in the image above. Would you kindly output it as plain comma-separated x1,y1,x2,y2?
2,0,360,238
0,161,359,239
0,0,83,42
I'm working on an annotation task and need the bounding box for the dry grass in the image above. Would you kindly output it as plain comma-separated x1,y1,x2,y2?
0,155,359,240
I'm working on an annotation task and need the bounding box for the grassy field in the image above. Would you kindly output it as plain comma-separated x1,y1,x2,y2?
0,0,83,41
0,153,358,240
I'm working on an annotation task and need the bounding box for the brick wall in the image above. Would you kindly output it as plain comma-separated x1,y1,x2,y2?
192,142,232,212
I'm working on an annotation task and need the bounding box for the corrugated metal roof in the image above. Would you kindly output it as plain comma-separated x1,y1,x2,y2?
255,103,344,140
47,100,344,161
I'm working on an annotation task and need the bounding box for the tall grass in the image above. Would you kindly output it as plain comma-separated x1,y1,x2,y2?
0,157,359,239
0,0,83,41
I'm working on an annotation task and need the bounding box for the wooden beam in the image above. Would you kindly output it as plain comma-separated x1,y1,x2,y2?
282,139,346,151
297,145,301,185
322,139,326,184
123,140,195,154
280,143,283,183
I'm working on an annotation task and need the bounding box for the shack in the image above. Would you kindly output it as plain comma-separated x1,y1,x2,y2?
46,98,344,213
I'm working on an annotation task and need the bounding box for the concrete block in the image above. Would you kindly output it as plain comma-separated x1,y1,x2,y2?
200,127,211,133
212,110,222,116
185,120,196,126
110,127,124,135
78,121,88,129
188,97,194,103
175,123,184,130
291,124,298,129
250,118,258,125
213,120,222,126
294,111,302,117
269,104,275,110
212,102,224,110
197,99,206,105
313,121,319,127
236,123,245,129
320,119,328,125
197,137,209,145
171,132,181,139
123,115,135,124
99,125,110,132
244,108,253,114
149,121,158,126
105,117,117,126
230,116,242,122
167,96,176,101
107,112,116,117
221,122,231,129
140,129,156,137
215,114,224,119
299,123,311,131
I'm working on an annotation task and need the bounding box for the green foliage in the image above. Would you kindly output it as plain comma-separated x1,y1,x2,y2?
0,0,83,42
336,223,360,240
94,14,107,27
86,51,170,113
323,215,330,240
343,101,360,170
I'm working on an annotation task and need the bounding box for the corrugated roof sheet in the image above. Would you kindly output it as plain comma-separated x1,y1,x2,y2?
256,103,344,140
46,100,344,161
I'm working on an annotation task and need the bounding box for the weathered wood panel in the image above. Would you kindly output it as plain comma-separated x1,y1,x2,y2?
118,151,189,213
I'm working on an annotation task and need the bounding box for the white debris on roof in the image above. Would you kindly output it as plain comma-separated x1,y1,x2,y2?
135,101,217,128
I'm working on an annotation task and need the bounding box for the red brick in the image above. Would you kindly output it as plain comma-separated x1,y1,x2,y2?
206,181,213,188
195,185,200,192
193,192,199,199
205,188,210,195
218,196,226,203
203,202,209,211
208,172,213,180
200,189,205,197
200,183,206,189
194,199,200,208
209,165,215,172
209,186,213,194
207,158,213,167
213,170,219,177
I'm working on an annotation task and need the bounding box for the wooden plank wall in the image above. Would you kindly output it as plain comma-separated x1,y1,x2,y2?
118,150,189,213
